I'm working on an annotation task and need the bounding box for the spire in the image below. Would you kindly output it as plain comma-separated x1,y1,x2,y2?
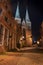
25,8,30,22
25,8,31,28
15,2,20,20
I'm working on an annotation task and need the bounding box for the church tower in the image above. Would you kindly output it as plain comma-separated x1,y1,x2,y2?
25,8,32,46
15,2,21,24
15,2,22,44
25,8,31,29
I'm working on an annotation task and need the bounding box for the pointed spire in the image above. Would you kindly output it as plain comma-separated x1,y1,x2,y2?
25,8,31,28
25,8,30,22
15,2,20,20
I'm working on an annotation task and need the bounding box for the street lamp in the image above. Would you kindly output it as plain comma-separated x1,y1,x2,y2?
37,41,40,45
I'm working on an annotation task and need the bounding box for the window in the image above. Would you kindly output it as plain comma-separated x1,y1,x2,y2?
9,23,12,27
0,24,3,34
0,24,3,44
4,3,8,9
4,29,8,46
8,10,11,14
0,8,2,14
5,5,8,9
4,16,8,22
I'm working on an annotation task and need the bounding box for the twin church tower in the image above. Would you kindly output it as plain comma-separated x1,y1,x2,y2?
15,2,32,47
15,2,31,29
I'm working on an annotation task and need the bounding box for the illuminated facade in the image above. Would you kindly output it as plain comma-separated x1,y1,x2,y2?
15,2,22,45
25,8,32,46
40,21,43,47
21,19,26,47
0,0,18,52
0,0,32,53
21,8,32,47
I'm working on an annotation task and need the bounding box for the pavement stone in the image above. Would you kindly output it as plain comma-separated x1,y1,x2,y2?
0,51,43,65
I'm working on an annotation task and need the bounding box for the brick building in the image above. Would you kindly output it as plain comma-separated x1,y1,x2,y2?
0,0,18,52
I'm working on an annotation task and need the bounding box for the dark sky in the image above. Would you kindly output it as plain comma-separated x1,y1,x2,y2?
10,0,43,41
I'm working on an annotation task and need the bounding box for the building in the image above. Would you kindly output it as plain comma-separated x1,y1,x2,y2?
20,8,32,47
40,21,43,47
0,0,18,52
25,8,32,46
15,4,32,47
15,2,22,46
0,0,33,53
21,19,26,47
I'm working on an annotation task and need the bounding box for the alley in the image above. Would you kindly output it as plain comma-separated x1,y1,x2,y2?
0,0,43,65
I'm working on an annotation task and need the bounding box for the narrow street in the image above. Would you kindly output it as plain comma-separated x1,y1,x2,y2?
0,0,43,65
0,48,43,65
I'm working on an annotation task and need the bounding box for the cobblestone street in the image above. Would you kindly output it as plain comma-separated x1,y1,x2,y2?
0,51,43,65
0,0,43,65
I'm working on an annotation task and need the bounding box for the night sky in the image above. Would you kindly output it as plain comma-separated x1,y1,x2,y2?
10,0,43,41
